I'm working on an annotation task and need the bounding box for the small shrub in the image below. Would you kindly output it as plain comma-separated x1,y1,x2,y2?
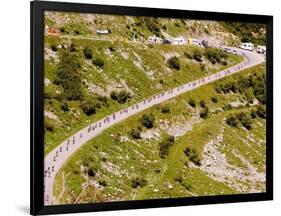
226,116,238,127
51,45,58,52
223,104,233,111
204,48,228,64
83,47,93,59
184,147,201,166
129,129,141,139
109,45,115,52
159,136,175,158
110,90,130,104
199,100,206,108
98,179,107,187
173,175,183,183
188,98,196,107
92,57,104,68
200,107,209,119
184,51,193,59
131,177,147,188
257,105,266,119
87,167,96,177
140,114,155,129
110,91,118,101
200,64,206,72
167,56,180,70
193,50,203,62
80,100,97,116
251,110,257,119
117,90,130,104
161,106,170,113
236,112,252,130
69,43,76,52
61,101,69,111
211,96,218,103
59,27,65,33
45,119,55,132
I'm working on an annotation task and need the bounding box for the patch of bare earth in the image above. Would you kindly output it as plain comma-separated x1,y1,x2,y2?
159,109,201,137
190,129,265,193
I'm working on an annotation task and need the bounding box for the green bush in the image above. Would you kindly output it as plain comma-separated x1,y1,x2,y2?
173,175,183,183
159,136,175,158
87,166,96,177
184,51,193,59
167,56,180,70
211,96,218,103
200,107,209,119
184,147,201,166
204,48,227,64
110,91,118,101
56,50,83,100
193,50,203,62
257,105,266,119
140,114,155,129
80,100,97,116
69,42,76,52
226,116,239,127
117,90,130,104
92,57,104,68
59,27,65,33
188,98,196,107
237,112,252,130
51,44,58,52
129,129,141,139
83,47,93,59
98,179,107,187
61,101,69,111
251,109,257,119
108,45,115,52
161,106,170,113
131,177,147,188
110,90,130,104
199,100,206,108
44,119,55,132
143,17,161,36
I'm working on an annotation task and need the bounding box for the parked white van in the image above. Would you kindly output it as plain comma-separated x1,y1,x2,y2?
147,35,163,44
257,46,266,54
240,43,254,51
172,36,187,45
188,38,201,46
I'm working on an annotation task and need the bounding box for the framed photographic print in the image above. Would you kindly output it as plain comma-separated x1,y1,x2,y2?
30,1,273,215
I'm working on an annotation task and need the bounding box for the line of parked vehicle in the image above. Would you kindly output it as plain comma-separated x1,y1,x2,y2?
224,43,266,56
147,35,266,56
240,42,266,55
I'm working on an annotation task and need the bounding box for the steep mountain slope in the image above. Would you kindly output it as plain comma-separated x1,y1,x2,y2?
43,12,266,205
44,12,243,154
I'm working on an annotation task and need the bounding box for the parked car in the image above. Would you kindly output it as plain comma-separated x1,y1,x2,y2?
224,47,232,53
257,45,266,54
202,40,209,48
240,42,254,51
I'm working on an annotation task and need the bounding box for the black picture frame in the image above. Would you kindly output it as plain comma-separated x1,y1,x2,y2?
30,1,273,215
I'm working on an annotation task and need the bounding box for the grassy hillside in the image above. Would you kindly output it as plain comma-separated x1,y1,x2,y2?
53,64,266,204
44,31,242,154
44,12,266,204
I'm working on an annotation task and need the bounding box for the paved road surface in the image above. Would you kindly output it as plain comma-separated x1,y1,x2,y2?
44,47,265,205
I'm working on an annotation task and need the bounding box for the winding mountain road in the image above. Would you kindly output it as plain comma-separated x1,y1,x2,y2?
44,47,265,205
